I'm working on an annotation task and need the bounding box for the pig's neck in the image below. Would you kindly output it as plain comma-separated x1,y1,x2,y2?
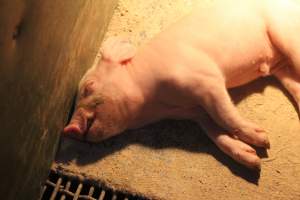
125,45,166,128
129,46,164,101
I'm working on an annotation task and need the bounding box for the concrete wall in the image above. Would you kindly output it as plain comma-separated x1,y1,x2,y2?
0,0,117,199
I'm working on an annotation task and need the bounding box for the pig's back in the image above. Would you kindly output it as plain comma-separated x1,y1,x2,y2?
148,0,282,87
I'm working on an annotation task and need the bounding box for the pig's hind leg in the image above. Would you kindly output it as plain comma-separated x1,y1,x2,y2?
267,0,300,111
273,65,300,111
267,0,300,75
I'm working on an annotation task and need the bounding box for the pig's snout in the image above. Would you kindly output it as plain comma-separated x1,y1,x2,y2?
63,123,82,135
63,108,95,140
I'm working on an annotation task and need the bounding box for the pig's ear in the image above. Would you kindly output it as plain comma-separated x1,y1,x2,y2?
100,36,136,64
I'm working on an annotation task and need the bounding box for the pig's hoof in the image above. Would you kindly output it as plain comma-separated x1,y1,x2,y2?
233,122,270,149
231,146,262,171
216,134,261,170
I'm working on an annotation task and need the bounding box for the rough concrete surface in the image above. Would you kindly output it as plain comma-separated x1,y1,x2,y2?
53,0,300,199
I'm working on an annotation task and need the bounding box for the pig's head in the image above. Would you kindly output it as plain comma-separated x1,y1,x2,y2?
63,37,141,142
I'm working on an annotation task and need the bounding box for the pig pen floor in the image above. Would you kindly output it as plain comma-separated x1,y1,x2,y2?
52,0,300,199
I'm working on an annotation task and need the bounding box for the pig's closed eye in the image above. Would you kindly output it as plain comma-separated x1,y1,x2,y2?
82,81,94,97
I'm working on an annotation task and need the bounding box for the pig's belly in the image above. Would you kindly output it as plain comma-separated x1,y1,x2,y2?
223,54,284,88
224,63,266,88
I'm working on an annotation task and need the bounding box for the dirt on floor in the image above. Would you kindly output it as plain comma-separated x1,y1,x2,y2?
53,0,300,199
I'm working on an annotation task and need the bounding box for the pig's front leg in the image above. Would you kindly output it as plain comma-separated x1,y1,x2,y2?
193,114,261,170
174,61,270,169
181,58,270,150
201,83,270,148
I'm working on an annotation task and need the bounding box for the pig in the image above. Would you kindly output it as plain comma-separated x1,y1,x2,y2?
63,0,300,170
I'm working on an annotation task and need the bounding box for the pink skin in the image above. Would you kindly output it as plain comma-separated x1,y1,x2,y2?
64,0,300,170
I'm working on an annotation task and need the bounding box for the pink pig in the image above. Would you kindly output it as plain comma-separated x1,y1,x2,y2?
64,0,300,170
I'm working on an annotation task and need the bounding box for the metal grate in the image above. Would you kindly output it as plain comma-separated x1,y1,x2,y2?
40,170,147,200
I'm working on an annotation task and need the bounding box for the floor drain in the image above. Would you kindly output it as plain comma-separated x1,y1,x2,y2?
40,170,147,200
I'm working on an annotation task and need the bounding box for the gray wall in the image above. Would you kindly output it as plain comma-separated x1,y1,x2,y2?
0,0,117,199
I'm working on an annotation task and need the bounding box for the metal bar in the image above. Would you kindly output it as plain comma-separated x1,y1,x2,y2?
74,183,83,200
99,190,106,200
112,194,117,200
88,186,95,197
39,185,47,200
78,195,97,200
60,181,71,200
41,170,147,200
46,180,57,187
60,189,75,197
50,177,62,200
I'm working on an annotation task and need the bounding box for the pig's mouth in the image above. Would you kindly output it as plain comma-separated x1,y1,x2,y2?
85,118,94,134
79,113,94,139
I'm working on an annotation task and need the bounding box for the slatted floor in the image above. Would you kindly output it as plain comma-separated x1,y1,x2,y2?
40,170,147,200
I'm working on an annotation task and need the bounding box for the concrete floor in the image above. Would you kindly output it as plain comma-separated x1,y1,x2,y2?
54,1,300,199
